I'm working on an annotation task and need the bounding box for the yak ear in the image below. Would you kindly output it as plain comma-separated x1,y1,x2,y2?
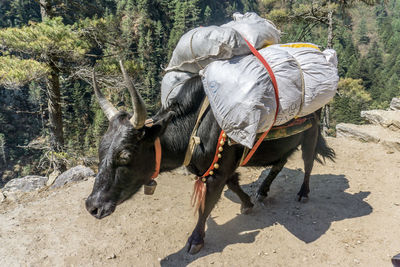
143,111,174,143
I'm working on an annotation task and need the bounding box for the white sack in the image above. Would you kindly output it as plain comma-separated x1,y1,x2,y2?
166,26,250,73
161,71,195,107
201,43,338,148
222,12,281,49
201,53,277,148
270,43,339,116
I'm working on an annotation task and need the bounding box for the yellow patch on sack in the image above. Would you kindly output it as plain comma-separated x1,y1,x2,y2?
280,43,320,51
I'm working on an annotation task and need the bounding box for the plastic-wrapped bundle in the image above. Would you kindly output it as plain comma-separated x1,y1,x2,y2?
201,43,338,148
165,26,250,73
161,71,195,107
166,13,281,74
222,12,281,49
270,43,339,116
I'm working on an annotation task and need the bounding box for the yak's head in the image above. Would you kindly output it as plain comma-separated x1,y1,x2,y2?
85,61,171,219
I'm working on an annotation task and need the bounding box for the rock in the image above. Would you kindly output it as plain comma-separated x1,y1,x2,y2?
46,170,61,187
336,123,400,152
0,191,5,202
390,97,400,111
361,110,400,131
2,176,47,194
107,253,117,260
51,165,94,188
336,123,379,143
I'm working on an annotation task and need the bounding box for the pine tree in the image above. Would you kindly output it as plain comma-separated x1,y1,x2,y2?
0,17,90,157
358,18,370,44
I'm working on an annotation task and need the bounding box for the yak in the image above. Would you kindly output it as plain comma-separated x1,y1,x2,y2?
85,61,335,254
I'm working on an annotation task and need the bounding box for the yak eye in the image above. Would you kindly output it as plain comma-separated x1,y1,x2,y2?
117,150,131,165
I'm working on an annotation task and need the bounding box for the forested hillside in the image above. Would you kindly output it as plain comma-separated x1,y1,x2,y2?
0,0,399,181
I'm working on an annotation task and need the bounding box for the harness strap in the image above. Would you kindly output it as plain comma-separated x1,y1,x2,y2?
151,137,162,179
145,118,161,179
183,96,210,166
240,38,280,166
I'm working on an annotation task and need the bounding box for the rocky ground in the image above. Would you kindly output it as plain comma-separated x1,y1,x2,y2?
1,136,399,266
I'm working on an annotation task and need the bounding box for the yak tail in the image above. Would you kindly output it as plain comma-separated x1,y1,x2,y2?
314,127,336,164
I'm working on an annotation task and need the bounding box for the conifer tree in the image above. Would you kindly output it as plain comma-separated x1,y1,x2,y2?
0,17,89,157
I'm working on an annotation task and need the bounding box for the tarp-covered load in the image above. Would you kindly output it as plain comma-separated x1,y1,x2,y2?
221,12,281,49
201,43,339,148
161,13,338,149
165,12,281,74
161,71,195,107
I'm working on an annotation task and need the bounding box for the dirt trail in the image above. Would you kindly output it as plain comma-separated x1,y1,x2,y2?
1,137,400,267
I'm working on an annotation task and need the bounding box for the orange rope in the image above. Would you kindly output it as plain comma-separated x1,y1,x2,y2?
240,38,280,166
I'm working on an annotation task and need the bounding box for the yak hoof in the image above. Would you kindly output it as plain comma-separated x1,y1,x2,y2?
255,193,267,202
297,195,309,203
187,243,204,255
240,205,253,215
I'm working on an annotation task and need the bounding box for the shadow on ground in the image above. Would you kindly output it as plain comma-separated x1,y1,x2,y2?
161,168,372,266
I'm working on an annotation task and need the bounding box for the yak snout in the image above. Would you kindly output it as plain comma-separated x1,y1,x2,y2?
85,192,116,219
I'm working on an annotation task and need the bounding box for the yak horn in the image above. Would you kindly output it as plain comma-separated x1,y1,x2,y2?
92,69,118,121
119,60,147,129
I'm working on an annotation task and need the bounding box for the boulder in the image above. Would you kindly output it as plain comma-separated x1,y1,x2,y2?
51,165,94,188
336,123,400,152
336,123,379,143
390,97,400,111
361,110,400,131
2,175,47,194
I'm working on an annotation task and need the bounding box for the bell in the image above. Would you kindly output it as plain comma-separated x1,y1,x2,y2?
144,180,157,195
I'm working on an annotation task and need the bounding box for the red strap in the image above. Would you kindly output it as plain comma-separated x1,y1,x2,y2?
240,39,280,166
151,138,162,179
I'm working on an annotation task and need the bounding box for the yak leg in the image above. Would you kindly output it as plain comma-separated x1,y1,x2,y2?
226,173,254,214
298,127,318,201
255,158,287,202
187,175,227,254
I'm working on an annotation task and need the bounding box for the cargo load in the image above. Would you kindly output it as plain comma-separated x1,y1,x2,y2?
161,13,338,149
221,12,281,49
165,12,281,74
165,26,250,73
201,43,339,148
161,71,195,107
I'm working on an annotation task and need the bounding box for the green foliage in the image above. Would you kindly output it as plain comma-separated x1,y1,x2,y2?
0,0,41,27
0,56,49,88
332,78,372,124
0,17,89,63
358,18,370,44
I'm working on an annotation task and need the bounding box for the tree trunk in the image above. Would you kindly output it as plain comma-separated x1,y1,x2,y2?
0,136,6,166
327,10,333,49
323,9,334,136
39,0,53,19
322,104,330,136
47,61,64,152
